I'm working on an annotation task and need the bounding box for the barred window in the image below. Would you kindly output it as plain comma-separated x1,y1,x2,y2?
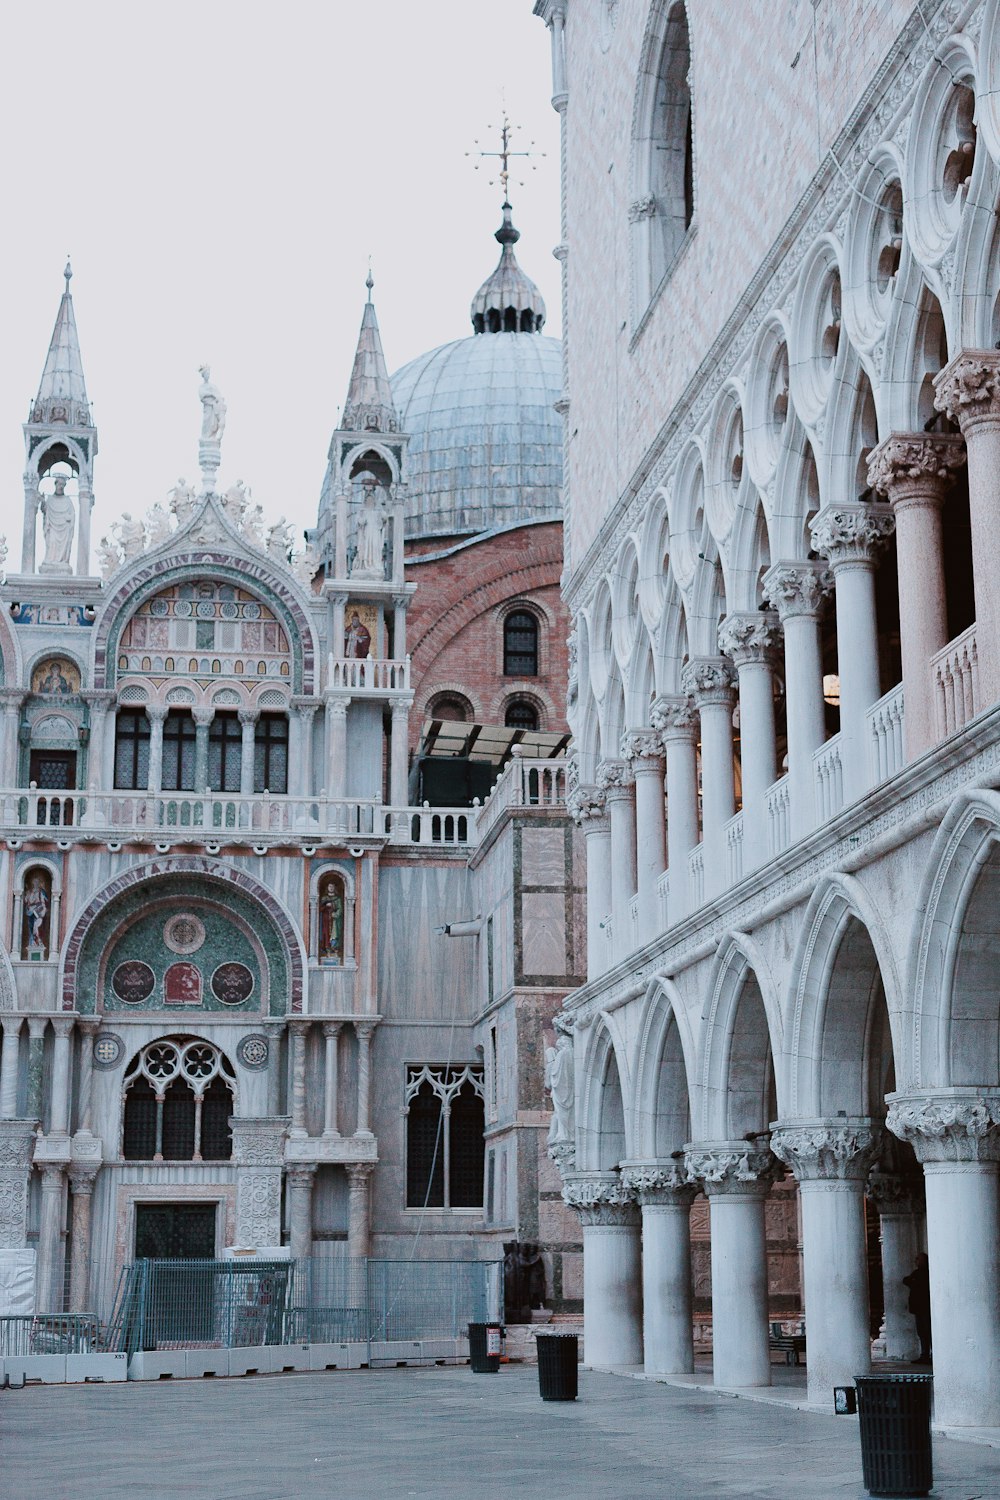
114,709,150,790
254,713,288,794
503,611,538,677
208,712,242,792
162,711,196,792
405,1064,485,1209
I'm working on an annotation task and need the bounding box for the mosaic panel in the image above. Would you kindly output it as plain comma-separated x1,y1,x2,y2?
117,582,291,685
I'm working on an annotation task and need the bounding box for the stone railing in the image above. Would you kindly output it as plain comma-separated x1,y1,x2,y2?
765,774,790,857
474,754,567,842
724,810,744,884
866,682,905,786
813,733,844,821
931,623,979,739
384,806,474,846
327,656,411,693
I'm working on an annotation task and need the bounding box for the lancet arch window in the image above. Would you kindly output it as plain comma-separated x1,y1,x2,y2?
632,1,694,315
404,1064,485,1209
123,1038,235,1162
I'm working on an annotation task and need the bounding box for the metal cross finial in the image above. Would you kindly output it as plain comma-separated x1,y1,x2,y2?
467,111,544,200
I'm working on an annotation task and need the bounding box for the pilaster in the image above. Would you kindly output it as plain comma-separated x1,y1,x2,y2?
230,1116,289,1248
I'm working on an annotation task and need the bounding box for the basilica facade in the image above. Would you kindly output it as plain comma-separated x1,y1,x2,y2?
0,216,583,1325
535,0,1000,1429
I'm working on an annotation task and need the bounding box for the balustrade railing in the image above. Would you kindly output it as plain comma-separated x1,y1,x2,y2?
813,734,844,821
866,682,905,786
475,755,567,841
765,774,790,857
384,806,473,846
688,844,705,908
326,656,411,693
931,623,980,738
724,810,744,884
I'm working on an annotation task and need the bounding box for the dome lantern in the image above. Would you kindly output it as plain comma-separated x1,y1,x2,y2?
470,202,546,335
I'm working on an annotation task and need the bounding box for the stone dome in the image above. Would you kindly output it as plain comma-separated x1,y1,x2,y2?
391,332,563,541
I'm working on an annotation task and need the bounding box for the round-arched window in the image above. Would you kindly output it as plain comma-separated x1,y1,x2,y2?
503,612,538,677
504,699,539,732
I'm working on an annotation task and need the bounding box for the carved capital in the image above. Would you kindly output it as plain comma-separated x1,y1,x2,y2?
867,432,967,504
681,656,736,706
770,1120,881,1182
285,1164,317,1189
718,611,782,668
684,1138,783,1197
620,728,664,768
191,705,215,728
566,783,609,830
238,708,259,727
810,503,895,565
596,758,634,799
229,1116,290,1168
887,1091,1000,1164
649,694,698,740
934,350,1000,433
620,1161,696,1208
762,561,833,620
562,1172,639,1226
346,1161,376,1185
628,193,657,223
144,703,169,725
354,1019,377,1042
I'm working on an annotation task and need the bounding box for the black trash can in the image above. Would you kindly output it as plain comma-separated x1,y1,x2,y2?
468,1322,502,1373
536,1331,579,1401
855,1374,933,1498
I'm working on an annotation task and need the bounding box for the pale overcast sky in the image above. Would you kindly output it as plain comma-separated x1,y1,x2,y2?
0,1,560,558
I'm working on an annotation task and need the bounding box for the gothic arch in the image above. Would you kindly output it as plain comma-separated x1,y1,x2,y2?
698,930,782,1139
576,1017,630,1171
631,976,697,1158
59,855,306,1014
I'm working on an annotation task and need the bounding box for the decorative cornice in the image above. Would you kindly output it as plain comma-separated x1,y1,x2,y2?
770,1119,881,1182
620,728,664,767
718,611,782,668
762,562,834,621
887,1091,1000,1163
684,1139,782,1196
867,432,967,500
934,350,1000,433
810,503,895,565
681,656,736,705
619,1161,696,1207
561,1172,639,1226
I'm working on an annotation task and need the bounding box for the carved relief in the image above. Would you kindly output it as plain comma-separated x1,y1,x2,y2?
771,1121,881,1181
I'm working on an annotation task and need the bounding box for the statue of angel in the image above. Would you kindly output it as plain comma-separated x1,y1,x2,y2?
267,519,295,564
242,502,266,548
168,477,196,525
198,365,227,442
116,513,146,560
223,479,249,526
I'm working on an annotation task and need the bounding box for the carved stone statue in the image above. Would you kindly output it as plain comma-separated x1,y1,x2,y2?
267,519,294,563
198,365,227,442
145,503,172,548
545,1030,575,1148
116,513,145,561
168,478,196,525
23,876,49,953
223,480,249,526
293,544,319,590
0,534,8,584
40,476,75,569
353,478,387,578
98,536,122,580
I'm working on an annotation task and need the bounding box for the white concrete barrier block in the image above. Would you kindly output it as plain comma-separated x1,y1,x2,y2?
64,1353,128,1383
185,1348,230,1378
128,1350,186,1380
5,1354,67,1384
228,1346,266,1376
308,1342,351,1371
264,1343,311,1373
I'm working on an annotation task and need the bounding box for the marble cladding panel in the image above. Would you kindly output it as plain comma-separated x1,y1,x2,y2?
520,892,566,978
520,827,566,886
377,864,477,1021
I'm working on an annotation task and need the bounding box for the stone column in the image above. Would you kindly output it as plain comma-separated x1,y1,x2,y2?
238,709,258,796
811,504,895,801
26,1017,47,1121
75,1020,99,1135
346,1162,374,1258
0,1016,23,1118
563,1174,643,1368
286,1164,316,1264
230,1117,290,1249
567,785,611,976
888,1090,1000,1427
325,697,349,808
145,705,168,795
354,1020,375,1137
0,690,26,790
718,612,782,868
323,1022,342,1137
36,1164,66,1311
651,695,699,919
289,699,318,799
49,1017,74,1136
192,706,214,794
772,1120,880,1404
935,351,1000,704
82,690,116,795
389,701,410,808
682,659,737,898
685,1140,781,1389
0,1121,35,1249
288,1020,310,1138
392,593,408,657
868,433,967,758
621,730,667,945
867,1168,922,1362
67,1162,99,1312
596,759,636,956
763,563,831,839
622,1162,697,1376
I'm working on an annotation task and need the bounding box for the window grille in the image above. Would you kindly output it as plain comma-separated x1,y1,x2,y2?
208,712,242,792
114,709,151,790
504,698,539,731
404,1064,485,1209
254,713,288,794
122,1038,235,1163
503,611,538,676
162,711,196,791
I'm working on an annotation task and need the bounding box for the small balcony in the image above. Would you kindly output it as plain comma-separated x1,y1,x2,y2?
326,656,410,694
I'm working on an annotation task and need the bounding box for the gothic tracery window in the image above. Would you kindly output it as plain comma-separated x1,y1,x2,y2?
123,1039,235,1162
404,1064,485,1209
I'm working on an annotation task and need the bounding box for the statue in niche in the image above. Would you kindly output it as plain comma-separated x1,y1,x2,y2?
353,477,387,578
168,478,196,525
544,1026,575,1149
198,365,227,442
22,871,51,958
318,873,345,964
344,610,371,659
40,476,75,569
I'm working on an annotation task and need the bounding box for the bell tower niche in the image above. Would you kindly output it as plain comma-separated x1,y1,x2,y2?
21,261,98,577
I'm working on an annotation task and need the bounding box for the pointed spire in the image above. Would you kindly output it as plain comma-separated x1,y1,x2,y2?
30,260,93,427
341,276,399,434
470,202,546,334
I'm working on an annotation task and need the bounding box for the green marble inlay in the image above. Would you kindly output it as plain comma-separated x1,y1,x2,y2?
26,1037,45,1117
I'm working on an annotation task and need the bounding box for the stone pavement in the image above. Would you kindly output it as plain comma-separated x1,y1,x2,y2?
3,1364,998,1500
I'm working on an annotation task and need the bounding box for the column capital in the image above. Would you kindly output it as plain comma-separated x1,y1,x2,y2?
0,1014,24,1037
566,783,610,832
390,700,411,722
325,696,350,718
67,1159,100,1192
322,1020,343,1040
680,655,736,707
37,1161,66,1188
285,1163,317,1187
770,1119,881,1182
237,708,259,726
867,431,967,507
595,757,634,799
762,560,833,620
50,1016,75,1040
718,611,782,668
0,689,27,713
391,593,410,612
81,690,116,709
191,705,215,728
288,1017,312,1037
346,1161,375,1183
887,1089,1000,1163
810,502,895,565
229,1115,290,1167
561,1171,639,1226
144,703,169,724
291,696,320,718
354,1019,377,1041
619,1160,696,1208
684,1138,783,1197
27,1016,48,1040
650,693,698,741
0,1120,37,1168
619,728,664,769
933,349,1000,434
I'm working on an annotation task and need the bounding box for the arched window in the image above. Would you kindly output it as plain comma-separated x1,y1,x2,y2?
503,611,538,677
428,694,472,723
122,1039,235,1163
254,713,288,793
405,1065,485,1209
504,699,539,732
633,2,694,311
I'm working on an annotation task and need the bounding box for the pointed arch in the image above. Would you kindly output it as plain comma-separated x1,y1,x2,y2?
698,930,783,1138
631,976,697,1158
577,1016,631,1170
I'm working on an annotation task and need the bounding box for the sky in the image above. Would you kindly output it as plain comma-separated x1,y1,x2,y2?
0,1,561,560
